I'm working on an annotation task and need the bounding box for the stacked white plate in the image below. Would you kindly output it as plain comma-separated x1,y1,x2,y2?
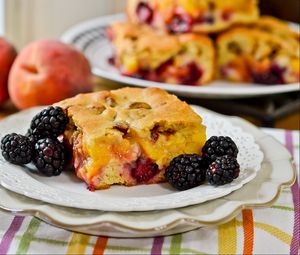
0,106,296,237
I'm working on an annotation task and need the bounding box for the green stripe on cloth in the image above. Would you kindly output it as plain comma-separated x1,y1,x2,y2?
15,236,86,248
105,245,149,253
282,190,292,194
170,234,182,254
271,205,294,211
16,218,41,255
29,237,67,247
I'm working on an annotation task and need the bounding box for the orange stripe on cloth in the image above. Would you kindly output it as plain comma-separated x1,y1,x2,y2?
93,236,108,255
218,218,237,254
66,233,91,255
242,209,254,255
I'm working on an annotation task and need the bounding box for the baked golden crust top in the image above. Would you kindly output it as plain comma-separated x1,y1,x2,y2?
255,16,299,40
109,21,214,70
56,87,203,137
252,16,300,58
217,26,299,63
110,22,180,55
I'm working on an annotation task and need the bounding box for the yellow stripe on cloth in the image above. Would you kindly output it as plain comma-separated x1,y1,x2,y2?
236,220,292,246
66,233,91,255
218,218,237,254
254,222,292,245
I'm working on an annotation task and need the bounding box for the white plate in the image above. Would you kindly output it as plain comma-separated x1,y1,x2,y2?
0,106,263,212
0,112,295,237
61,13,300,99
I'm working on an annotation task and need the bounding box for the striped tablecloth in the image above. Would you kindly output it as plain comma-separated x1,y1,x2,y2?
0,128,299,255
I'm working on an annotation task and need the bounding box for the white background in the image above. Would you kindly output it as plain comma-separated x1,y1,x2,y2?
0,0,4,35
4,0,125,49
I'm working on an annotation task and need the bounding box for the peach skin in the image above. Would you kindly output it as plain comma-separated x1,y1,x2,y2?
8,39,94,109
0,37,17,105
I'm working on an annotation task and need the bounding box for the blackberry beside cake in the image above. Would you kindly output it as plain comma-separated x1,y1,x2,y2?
216,17,300,84
108,21,215,85
127,0,259,33
56,87,206,189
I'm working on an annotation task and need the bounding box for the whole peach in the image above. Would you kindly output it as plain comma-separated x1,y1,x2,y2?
0,37,17,105
8,39,94,109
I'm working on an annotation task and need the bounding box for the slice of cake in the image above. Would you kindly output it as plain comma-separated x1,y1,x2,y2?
253,16,300,57
56,87,206,189
108,21,215,85
127,0,259,33
216,17,300,84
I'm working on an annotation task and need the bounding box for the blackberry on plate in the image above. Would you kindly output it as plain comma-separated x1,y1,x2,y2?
30,106,68,139
165,154,207,191
1,133,33,165
26,128,43,144
202,136,238,164
206,155,240,186
33,137,66,176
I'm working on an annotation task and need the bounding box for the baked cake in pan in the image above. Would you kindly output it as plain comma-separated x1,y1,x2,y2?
108,21,215,85
216,16,300,84
127,0,259,33
56,87,206,189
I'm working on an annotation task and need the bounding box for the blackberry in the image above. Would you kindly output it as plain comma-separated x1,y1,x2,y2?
26,128,43,144
206,155,240,186
30,106,68,139
1,133,33,165
165,154,207,191
33,137,66,176
202,136,238,164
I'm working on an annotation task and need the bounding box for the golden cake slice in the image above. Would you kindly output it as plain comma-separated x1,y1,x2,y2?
253,16,300,57
127,0,259,33
108,21,215,85
56,87,206,189
216,17,300,84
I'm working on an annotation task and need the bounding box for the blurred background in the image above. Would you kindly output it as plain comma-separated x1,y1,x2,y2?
1,0,299,49
1,0,125,49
